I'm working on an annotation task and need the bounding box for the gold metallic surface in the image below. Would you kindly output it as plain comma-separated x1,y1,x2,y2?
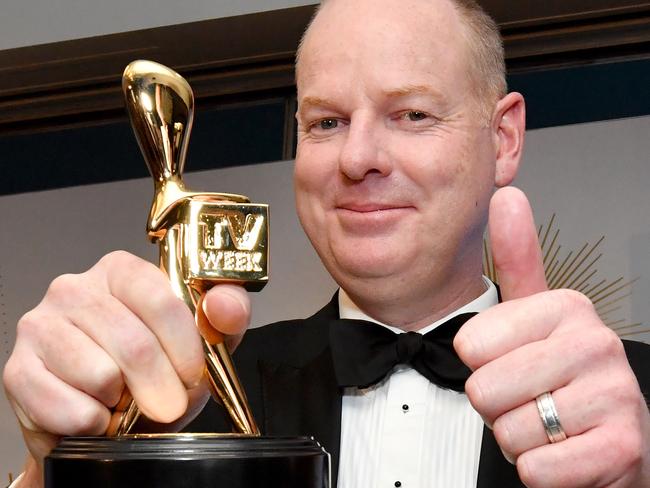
122,60,250,239
107,60,267,436
107,390,141,436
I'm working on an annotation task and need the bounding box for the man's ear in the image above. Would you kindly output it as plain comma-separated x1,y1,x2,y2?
492,92,526,187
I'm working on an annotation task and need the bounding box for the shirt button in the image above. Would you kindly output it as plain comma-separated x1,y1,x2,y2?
394,482,402,487
402,404,409,412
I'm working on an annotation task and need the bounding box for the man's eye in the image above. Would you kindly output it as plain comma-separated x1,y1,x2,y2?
318,119,338,130
405,111,427,121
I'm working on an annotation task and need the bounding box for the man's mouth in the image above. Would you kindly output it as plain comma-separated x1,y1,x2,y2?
333,202,416,233
336,202,413,213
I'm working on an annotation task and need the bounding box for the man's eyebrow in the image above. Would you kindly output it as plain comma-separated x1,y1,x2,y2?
384,84,446,101
298,96,336,111
297,86,445,114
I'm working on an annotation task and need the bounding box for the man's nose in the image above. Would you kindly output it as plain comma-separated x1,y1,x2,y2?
338,116,391,181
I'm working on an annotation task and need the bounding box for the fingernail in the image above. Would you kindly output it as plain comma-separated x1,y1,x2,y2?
218,287,248,314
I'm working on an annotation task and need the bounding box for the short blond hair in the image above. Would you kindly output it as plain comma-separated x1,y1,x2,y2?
295,0,506,121
451,0,507,119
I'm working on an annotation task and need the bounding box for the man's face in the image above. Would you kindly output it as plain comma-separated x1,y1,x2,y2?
294,0,501,315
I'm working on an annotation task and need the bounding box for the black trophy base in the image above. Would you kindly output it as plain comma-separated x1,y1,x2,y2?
45,434,330,487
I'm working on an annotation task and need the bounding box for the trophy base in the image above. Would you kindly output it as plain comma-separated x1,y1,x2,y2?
45,434,330,487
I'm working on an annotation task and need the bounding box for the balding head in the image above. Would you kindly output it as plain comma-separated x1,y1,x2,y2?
292,0,526,328
296,0,506,121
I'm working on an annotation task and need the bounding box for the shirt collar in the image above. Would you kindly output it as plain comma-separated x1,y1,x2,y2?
338,277,497,334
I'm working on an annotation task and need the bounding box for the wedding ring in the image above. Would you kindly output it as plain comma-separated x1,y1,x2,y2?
535,391,567,443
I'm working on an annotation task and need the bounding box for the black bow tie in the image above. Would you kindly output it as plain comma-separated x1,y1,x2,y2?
329,312,476,391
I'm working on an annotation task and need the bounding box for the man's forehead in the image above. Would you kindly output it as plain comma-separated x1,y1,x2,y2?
297,0,468,83
305,0,463,42
296,5,472,110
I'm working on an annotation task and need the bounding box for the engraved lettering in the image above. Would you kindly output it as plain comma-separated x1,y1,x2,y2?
229,214,265,251
251,252,262,272
199,249,221,269
211,220,229,249
198,250,264,273
201,213,265,251
223,251,236,270
236,252,248,271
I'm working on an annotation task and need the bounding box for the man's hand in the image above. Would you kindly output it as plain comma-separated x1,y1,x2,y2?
454,187,650,488
2,251,251,484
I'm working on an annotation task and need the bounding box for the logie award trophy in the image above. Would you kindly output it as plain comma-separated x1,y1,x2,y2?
44,61,330,487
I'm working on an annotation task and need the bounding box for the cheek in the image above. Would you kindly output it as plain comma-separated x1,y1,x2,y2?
294,141,337,191
393,142,459,191
293,156,335,267
294,135,348,209
294,144,317,204
293,161,313,227
397,136,495,220
293,148,332,231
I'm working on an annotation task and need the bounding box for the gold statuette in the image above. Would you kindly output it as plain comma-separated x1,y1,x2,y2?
107,60,267,436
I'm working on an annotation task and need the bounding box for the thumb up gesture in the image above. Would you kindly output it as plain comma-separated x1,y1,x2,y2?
454,187,650,488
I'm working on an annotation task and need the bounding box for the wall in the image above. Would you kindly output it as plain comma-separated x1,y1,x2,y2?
0,0,315,50
1,114,649,478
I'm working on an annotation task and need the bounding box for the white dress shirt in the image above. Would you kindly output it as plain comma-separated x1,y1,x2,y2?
337,278,498,488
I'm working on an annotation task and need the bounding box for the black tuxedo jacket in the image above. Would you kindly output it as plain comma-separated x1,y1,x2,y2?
188,295,650,488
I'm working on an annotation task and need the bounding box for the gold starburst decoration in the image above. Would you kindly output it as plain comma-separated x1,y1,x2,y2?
483,214,647,339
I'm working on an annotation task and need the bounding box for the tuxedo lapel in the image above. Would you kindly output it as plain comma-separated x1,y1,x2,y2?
476,425,525,488
257,296,343,486
475,284,523,487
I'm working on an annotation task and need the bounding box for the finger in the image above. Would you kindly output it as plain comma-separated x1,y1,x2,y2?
492,399,551,464
100,252,204,389
465,334,577,423
201,284,251,338
64,291,189,423
466,314,626,421
31,315,123,407
492,384,605,461
489,187,547,301
455,289,595,369
5,351,110,437
516,425,636,488
196,292,248,353
134,377,211,433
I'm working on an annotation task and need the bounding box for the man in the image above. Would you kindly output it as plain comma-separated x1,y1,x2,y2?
4,0,649,487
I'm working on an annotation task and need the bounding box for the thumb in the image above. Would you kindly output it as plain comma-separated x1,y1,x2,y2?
198,284,251,348
489,187,547,301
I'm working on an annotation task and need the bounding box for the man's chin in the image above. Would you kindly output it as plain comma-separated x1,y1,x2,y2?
328,250,409,282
